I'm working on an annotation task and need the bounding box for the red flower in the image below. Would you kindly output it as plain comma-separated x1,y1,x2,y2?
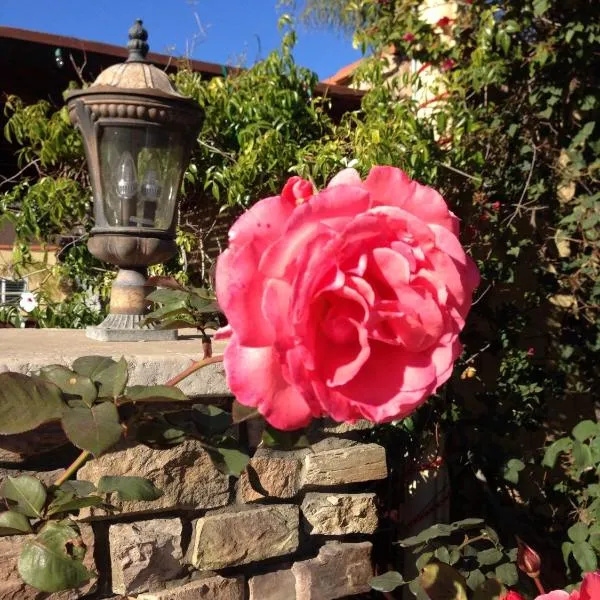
436,17,453,28
441,58,456,72
491,201,501,211
504,591,526,600
402,32,416,42
527,347,535,357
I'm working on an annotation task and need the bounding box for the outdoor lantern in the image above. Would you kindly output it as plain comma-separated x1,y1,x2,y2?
67,19,203,341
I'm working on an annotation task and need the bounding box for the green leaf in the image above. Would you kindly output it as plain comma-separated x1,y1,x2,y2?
568,522,590,543
0,373,63,434
502,459,525,484
571,121,595,148
0,510,32,535
533,0,549,16
451,518,485,530
589,534,600,553
495,563,518,586
94,358,128,399
135,419,187,448
572,441,593,470
205,445,250,477
124,385,188,403
39,365,97,407
231,400,261,424
0,476,47,518
435,546,450,563
369,571,405,592
146,289,189,304
449,547,461,565
59,480,96,497
398,524,455,547
71,356,117,379
572,420,598,442
191,404,232,437
562,541,573,568
61,401,123,456
477,548,504,566
573,541,598,572
416,551,434,570
18,520,92,592
46,493,104,516
262,425,310,450
97,476,163,501
542,438,572,468
466,569,486,591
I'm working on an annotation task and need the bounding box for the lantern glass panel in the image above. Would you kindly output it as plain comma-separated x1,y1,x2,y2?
98,125,185,230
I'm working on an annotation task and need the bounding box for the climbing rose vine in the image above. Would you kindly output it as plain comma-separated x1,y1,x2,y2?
215,166,479,430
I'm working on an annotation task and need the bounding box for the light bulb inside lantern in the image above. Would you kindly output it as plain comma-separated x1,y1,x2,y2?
115,151,137,226
116,151,137,200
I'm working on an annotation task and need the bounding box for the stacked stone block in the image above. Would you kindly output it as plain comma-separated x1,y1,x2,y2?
0,434,387,599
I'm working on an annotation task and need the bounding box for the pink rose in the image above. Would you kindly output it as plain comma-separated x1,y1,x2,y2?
216,166,480,430
535,571,600,600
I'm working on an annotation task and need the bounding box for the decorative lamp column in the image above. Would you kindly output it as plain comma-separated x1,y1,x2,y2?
67,19,203,341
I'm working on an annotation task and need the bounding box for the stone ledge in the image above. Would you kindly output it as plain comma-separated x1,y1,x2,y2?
0,328,229,397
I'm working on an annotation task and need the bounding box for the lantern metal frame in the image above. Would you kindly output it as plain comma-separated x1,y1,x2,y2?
66,20,203,341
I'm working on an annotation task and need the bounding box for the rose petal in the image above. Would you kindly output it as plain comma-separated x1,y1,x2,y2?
216,243,274,346
224,336,313,430
365,166,459,234
228,194,294,248
328,167,362,187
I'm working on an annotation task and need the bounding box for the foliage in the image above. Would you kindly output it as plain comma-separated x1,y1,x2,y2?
0,473,161,591
144,276,222,337
284,0,599,587
0,354,252,592
543,419,600,574
370,519,518,598
174,19,333,209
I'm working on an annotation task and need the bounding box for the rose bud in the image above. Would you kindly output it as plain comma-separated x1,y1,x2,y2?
516,538,541,578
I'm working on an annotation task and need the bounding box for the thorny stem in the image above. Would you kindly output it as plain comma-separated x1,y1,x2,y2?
53,354,225,486
164,354,223,387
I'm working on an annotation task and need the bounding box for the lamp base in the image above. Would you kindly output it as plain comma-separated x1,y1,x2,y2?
86,313,177,342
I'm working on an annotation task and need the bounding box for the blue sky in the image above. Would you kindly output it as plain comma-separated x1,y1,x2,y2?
1,0,361,80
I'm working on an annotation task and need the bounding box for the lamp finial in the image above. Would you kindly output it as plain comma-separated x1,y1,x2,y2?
127,19,149,62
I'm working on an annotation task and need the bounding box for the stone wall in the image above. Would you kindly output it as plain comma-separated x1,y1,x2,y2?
0,427,387,600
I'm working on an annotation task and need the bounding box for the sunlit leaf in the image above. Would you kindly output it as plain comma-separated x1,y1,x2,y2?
0,475,47,518
124,385,187,403
369,571,405,592
39,365,97,407
18,520,92,592
97,476,162,501
0,510,32,535
0,373,63,434
61,401,122,456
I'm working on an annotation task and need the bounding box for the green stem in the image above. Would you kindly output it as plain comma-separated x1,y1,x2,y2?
456,534,491,551
54,450,91,486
